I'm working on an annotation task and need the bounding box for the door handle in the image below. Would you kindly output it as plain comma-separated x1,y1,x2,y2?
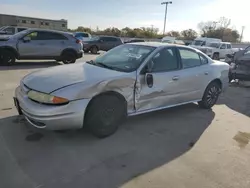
172,76,179,81
204,72,209,75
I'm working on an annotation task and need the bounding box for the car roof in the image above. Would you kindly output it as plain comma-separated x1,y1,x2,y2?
25,28,72,35
128,42,193,49
98,35,120,38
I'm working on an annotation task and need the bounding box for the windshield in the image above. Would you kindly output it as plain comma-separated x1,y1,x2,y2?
208,43,220,48
88,44,156,72
0,26,7,31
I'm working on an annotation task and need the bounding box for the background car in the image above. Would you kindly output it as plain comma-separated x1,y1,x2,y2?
229,45,250,82
124,39,145,43
74,32,91,41
14,42,229,138
82,35,123,54
0,28,83,65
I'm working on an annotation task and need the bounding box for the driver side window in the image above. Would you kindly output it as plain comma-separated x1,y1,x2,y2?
220,44,226,49
26,32,39,40
151,48,179,72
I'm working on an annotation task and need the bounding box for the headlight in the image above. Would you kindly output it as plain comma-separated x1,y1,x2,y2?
28,90,69,105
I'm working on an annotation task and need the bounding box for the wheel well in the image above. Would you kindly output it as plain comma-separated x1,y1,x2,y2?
213,52,219,55
210,78,222,89
84,91,128,121
0,47,19,58
61,49,77,57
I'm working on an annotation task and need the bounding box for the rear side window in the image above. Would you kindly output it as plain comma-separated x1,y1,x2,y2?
26,31,68,40
179,49,201,68
39,32,68,40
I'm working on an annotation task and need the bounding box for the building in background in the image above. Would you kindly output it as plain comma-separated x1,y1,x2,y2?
0,14,68,31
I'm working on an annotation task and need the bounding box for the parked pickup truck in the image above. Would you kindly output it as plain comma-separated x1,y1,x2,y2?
0,26,28,37
196,42,240,60
0,28,83,65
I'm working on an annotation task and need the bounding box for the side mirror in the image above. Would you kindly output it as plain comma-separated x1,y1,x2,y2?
23,36,31,42
145,73,154,88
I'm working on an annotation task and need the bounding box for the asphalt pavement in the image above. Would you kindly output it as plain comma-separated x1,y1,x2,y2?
0,54,250,188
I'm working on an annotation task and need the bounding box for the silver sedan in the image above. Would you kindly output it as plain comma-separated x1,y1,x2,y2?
14,42,229,138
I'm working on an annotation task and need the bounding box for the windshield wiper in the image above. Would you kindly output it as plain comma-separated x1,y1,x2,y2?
86,60,123,71
95,62,117,70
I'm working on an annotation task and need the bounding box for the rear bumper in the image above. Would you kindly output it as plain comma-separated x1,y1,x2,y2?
15,86,91,130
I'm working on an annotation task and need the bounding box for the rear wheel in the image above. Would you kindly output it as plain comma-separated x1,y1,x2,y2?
212,53,219,60
90,46,98,54
198,82,221,109
62,51,76,64
85,94,126,138
0,50,16,66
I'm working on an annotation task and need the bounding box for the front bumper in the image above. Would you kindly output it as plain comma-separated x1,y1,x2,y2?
15,86,91,130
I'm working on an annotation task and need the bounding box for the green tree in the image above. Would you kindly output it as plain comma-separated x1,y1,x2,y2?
197,17,240,42
180,29,198,40
165,31,181,38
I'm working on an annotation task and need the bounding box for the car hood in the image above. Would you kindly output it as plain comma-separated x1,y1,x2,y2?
22,62,127,93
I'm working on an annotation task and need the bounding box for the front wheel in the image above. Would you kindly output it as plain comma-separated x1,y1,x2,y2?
85,94,126,138
198,82,221,109
212,53,219,60
0,50,16,66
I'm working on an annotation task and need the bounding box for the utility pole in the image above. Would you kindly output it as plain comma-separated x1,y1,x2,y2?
151,24,154,37
240,26,245,43
161,1,172,35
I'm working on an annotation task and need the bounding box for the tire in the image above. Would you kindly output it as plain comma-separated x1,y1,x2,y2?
62,51,76,64
90,46,98,54
228,73,233,83
0,50,16,66
198,82,221,109
212,53,219,60
85,94,127,138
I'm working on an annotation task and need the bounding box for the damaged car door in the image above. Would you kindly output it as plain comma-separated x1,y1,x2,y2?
135,47,182,112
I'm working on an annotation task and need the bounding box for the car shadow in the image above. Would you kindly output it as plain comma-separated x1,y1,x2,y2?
0,61,61,71
0,103,215,188
217,82,250,117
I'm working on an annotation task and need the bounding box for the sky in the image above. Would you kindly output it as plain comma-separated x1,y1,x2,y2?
0,0,249,41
